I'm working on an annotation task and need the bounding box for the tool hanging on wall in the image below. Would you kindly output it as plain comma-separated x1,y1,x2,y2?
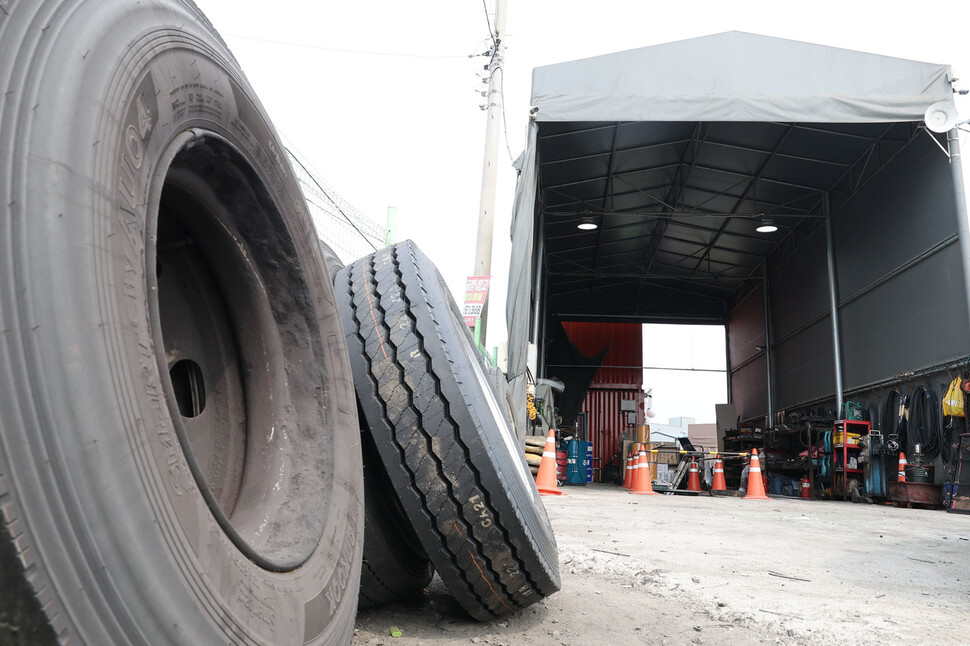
941,376,969,480
943,377,965,417
821,430,832,478
881,388,907,454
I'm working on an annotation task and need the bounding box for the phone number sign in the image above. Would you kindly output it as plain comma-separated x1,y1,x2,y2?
462,275,491,327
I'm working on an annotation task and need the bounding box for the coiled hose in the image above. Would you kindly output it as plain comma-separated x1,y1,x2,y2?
866,402,880,428
908,385,940,458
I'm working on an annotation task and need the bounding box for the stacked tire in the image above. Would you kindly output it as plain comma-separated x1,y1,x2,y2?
336,241,560,621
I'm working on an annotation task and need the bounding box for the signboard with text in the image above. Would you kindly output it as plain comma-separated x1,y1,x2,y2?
462,275,491,327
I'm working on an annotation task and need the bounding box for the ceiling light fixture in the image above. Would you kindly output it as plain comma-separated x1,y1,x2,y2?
756,218,778,233
577,217,598,231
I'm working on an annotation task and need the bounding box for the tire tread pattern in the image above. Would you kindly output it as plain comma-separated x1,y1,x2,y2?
357,428,434,609
338,241,559,621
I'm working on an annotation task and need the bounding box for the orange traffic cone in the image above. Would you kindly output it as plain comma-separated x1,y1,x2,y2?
711,455,726,492
743,449,769,500
898,452,908,482
625,444,641,490
686,457,701,492
622,453,634,489
629,450,659,495
535,428,565,496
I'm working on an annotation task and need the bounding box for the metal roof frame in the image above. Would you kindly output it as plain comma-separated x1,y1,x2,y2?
538,119,927,322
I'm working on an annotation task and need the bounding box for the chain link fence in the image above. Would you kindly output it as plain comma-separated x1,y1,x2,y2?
286,148,385,265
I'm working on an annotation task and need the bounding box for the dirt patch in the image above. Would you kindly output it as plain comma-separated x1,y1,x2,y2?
354,484,970,645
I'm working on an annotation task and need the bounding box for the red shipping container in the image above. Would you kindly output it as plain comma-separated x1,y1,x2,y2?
562,322,645,481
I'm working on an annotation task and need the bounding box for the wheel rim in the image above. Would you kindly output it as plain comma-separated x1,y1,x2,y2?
146,132,331,572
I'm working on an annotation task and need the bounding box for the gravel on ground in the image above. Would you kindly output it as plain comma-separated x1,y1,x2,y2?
354,483,970,645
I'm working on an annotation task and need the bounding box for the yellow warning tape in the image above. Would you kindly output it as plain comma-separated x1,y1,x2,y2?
645,449,749,457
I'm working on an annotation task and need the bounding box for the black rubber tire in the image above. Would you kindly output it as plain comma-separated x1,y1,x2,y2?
336,240,560,621
358,421,436,608
319,239,347,275
316,239,435,608
0,2,362,644
0,518,56,645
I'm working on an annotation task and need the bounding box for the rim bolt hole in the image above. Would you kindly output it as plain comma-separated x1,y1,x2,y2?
170,359,206,418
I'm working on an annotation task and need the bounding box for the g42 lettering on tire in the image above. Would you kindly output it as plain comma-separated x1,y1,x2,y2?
0,2,362,644
336,241,560,621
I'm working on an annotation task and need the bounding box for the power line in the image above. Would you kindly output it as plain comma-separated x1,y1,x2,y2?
480,0,496,43
225,32,470,60
285,147,379,253
496,65,516,165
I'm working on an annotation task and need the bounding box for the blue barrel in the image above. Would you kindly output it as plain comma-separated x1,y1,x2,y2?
586,442,593,483
566,439,586,485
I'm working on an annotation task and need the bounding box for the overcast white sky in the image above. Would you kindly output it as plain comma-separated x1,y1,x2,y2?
193,0,970,422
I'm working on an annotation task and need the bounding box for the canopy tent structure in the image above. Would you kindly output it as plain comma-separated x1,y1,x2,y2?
507,31,970,434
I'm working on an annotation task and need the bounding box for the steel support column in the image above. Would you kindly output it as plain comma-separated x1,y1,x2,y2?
762,260,773,427
724,324,733,403
823,192,844,416
947,127,970,331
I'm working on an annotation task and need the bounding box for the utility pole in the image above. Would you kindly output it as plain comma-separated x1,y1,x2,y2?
472,0,507,345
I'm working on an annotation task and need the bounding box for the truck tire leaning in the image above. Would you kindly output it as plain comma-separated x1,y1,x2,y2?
336,240,560,621
316,240,435,608
358,426,436,608
0,2,362,644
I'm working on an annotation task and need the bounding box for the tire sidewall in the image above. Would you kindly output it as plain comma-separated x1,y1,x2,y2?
408,249,557,559
8,3,361,643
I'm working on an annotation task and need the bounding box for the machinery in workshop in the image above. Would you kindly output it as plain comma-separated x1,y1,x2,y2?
523,376,602,487
758,384,963,508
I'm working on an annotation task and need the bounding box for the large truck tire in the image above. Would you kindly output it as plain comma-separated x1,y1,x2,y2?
336,241,560,621
316,240,434,608
0,2,362,644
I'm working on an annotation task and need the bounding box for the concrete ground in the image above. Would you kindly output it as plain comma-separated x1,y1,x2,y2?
353,484,970,645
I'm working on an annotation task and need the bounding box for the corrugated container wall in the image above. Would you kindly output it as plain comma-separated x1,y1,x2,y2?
579,389,645,480
562,323,644,479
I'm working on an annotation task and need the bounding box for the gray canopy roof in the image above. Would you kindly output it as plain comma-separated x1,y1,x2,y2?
505,31,956,429
529,31,952,123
